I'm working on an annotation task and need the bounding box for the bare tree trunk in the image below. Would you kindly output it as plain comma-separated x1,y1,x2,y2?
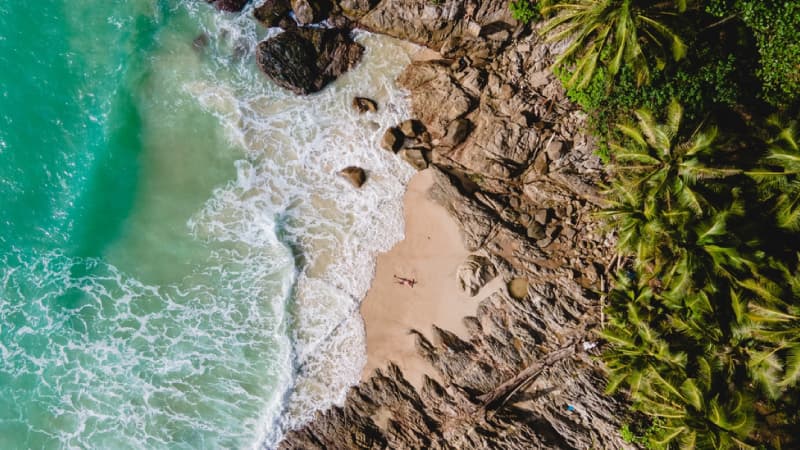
477,343,577,410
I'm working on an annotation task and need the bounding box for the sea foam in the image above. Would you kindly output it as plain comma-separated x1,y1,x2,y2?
185,4,418,447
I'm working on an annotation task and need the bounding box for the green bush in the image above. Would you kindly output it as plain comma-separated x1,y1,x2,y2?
508,0,538,24
706,0,800,108
554,21,752,158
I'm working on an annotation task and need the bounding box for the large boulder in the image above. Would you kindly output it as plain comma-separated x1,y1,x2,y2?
397,61,473,136
441,117,472,147
253,0,291,26
256,28,364,95
207,0,249,12
381,127,404,152
398,148,429,170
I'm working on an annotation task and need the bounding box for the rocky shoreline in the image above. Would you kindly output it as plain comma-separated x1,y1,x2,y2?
208,0,634,447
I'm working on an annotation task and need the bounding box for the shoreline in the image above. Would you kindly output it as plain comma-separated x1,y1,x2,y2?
358,168,492,389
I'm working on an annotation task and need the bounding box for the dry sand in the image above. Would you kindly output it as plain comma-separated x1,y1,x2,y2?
359,168,500,388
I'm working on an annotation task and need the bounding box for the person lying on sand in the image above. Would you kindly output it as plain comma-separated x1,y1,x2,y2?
393,274,417,288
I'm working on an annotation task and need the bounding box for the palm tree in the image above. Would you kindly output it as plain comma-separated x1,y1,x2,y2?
737,263,800,398
612,101,740,213
601,101,746,280
749,115,800,231
540,0,688,88
602,274,758,449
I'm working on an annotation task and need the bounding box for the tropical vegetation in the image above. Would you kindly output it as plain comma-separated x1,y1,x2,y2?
527,0,800,447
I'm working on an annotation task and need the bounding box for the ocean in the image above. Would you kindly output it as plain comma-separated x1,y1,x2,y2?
0,1,414,448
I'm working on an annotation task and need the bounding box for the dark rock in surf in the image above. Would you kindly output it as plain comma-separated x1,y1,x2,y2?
381,127,404,152
253,0,291,27
207,0,249,12
192,33,209,52
255,28,364,95
352,97,378,114
339,166,367,188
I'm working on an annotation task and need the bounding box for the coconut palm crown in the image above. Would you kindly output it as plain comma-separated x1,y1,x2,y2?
541,0,688,88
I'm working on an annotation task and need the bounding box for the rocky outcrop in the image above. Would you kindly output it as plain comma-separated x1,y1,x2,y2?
255,28,364,95
355,0,517,50
398,61,474,137
242,0,641,446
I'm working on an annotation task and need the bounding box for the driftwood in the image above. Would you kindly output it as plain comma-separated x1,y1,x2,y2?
477,342,577,410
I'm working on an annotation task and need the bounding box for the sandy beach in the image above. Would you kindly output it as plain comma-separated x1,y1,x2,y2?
359,168,500,388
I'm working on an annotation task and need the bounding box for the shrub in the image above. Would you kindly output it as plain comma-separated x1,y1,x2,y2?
705,0,800,108
508,0,538,24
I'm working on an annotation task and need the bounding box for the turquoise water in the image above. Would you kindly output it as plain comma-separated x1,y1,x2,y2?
0,2,295,448
0,1,416,448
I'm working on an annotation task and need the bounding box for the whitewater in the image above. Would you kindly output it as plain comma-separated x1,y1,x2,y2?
0,1,416,448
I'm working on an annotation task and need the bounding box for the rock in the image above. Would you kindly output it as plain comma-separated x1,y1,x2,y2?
467,21,482,38
486,29,510,42
532,151,549,175
441,118,472,147
207,0,248,12
255,28,364,95
399,119,424,137
381,127,404,152
526,222,546,240
339,166,366,187
457,255,498,296
328,13,353,30
546,223,561,239
355,0,511,49
534,209,549,226
254,0,291,26
290,0,331,24
352,97,378,113
398,62,473,136
192,34,209,51
507,277,529,300
545,139,566,161
338,0,377,19
398,148,428,170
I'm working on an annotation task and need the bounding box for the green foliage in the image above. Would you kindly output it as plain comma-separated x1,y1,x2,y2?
508,0,539,24
541,0,687,89
620,418,664,448
530,2,800,448
599,105,800,448
705,0,800,108
555,18,754,156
